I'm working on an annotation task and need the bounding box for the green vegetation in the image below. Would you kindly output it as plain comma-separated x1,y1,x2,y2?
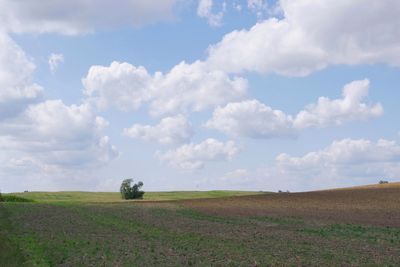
0,194,33,202
0,205,27,266
1,189,400,266
10,190,264,203
120,179,144,199
1,201,399,266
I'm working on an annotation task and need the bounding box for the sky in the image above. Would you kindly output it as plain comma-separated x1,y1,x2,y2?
1,0,400,193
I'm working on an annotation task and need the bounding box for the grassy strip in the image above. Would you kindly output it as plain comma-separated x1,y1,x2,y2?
0,195,34,202
11,191,265,203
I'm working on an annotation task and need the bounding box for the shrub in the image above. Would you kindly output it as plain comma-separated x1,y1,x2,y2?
120,179,145,200
0,191,3,202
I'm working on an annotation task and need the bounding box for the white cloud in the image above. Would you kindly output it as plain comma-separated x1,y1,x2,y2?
83,61,152,111
123,115,193,145
206,137,400,192
157,138,238,170
206,99,294,138
206,79,382,138
83,60,247,116
294,79,383,129
273,138,400,189
197,0,224,27
48,53,64,74
207,0,400,76
149,61,247,116
247,0,270,20
0,32,43,120
0,100,118,168
247,0,265,10
0,0,180,35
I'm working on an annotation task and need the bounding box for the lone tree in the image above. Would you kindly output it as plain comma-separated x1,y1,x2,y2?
120,179,144,199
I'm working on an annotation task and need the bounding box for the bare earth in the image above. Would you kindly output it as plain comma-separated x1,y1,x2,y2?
182,183,400,227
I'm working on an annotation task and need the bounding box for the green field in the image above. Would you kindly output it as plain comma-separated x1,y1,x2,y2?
1,189,400,266
9,190,264,203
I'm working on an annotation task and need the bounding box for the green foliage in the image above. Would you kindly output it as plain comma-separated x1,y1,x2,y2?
120,179,145,200
0,191,3,202
0,195,34,202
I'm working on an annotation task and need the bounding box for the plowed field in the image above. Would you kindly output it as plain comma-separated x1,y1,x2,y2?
1,183,399,266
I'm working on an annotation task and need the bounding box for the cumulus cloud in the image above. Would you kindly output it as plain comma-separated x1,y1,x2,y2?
197,0,225,27
83,61,152,111
206,99,294,138
148,61,247,116
123,115,193,145
273,138,400,189
0,100,118,168
48,53,64,74
206,79,383,138
207,0,400,76
0,32,43,120
83,61,247,116
0,0,180,35
157,138,238,170
294,79,383,128
207,137,400,192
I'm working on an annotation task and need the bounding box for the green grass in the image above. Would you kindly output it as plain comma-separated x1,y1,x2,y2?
0,195,34,202
9,190,264,203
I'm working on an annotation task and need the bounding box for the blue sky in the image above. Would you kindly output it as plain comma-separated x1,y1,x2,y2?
1,0,400,193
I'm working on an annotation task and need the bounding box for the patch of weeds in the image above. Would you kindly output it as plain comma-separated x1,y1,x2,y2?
11,234,50,266
1,195,34,202
300,223,400,245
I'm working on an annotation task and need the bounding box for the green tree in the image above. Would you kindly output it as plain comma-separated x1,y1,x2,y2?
120,179,144,199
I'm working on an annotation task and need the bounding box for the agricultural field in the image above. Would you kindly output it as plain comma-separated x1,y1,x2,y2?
1,184,400,266
9,190,264,203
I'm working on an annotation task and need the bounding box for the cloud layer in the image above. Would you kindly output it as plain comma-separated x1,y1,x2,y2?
273,138,400,189
207,0,400,76
0,100,118,168
0,0,180,35
123,115,193,145
209,138,400,191
83,61,248,116
206,79,383,138
157,138,238,170
0,32,43,120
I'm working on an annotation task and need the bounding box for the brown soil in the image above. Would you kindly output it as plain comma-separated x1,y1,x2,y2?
181,183,400,227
